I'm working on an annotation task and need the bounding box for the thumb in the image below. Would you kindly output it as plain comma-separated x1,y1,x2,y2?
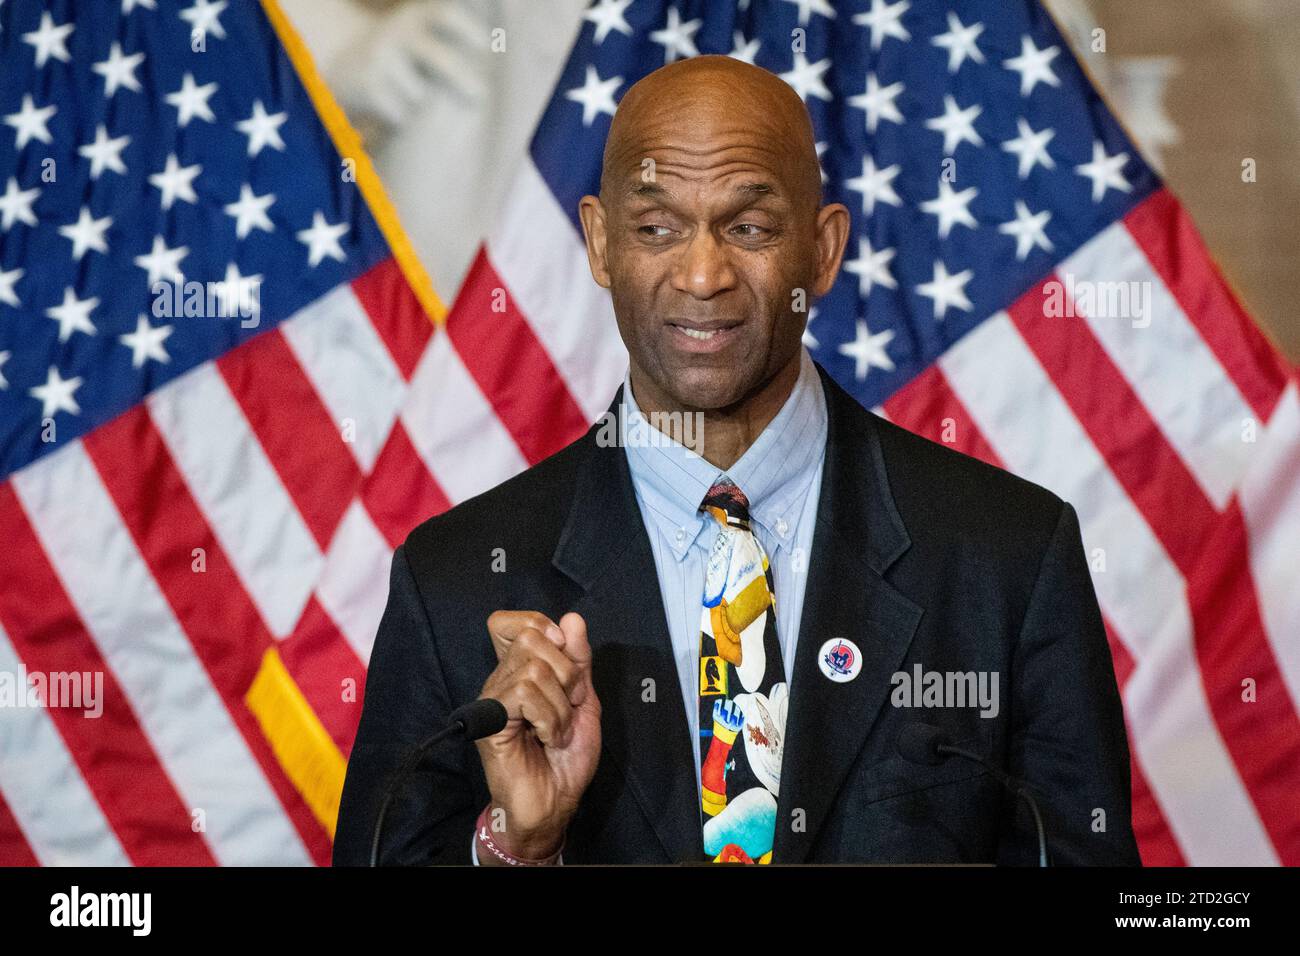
557,612,595,706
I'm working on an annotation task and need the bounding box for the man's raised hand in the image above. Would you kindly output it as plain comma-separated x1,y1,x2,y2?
474,610,600,861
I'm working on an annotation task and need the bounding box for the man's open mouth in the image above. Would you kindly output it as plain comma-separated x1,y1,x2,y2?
676,326,724,341
667,321,742,343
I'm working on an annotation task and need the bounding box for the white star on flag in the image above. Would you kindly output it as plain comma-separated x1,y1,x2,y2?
932,12,985,73
45,288,100,342
853,0,911,51
122,0,158,13
4,95,57,150
149,155,202,210
58,207,113,261
236,100,288,157
1002,118,1056,179
925,95,984,156
166,73,218,127
134,236,189,285
296,212,349,266
649,8,701,63
92,42,145,97
583,0,634,44
213,262,262,319
921,178,979,239
1004,35,1061,97
998,200,1054,260
565,65,622,126
22,12,74,68
224,184,276,239
780,52,833,103
30,366,84,418
780,0,836,27
119,315,174,369
0,178,40,231
839,319,896,381
729,32,761,66
843,236,897,299
78,126,131,179
180,0,229,43
0,351,9,390
916,260,974,320
848,73,905,134
0,266,23,308
845,155,902,216
1076,140,1132,202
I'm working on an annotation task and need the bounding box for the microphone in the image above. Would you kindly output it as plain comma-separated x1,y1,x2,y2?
368,698,508,867
450,697,511,741
895,722,1050,867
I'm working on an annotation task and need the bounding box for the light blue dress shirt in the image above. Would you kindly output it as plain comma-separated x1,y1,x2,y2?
472,347,828,862
620,346,828,791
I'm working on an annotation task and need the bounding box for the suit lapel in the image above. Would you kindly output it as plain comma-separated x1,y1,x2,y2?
552,388,703,862
772,363,923,862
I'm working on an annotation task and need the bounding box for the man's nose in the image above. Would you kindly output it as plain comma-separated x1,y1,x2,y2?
670,229,738,300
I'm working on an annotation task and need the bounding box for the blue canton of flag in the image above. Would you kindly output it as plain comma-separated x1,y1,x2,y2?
532,0,1161,410
0,0,391,480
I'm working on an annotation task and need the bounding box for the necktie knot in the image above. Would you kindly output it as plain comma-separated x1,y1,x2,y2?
700,477,751,529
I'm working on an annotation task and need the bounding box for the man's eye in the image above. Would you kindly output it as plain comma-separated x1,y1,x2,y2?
638,225,673,238
732,223,768,238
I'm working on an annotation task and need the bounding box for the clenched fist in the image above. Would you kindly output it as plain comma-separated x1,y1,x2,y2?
474,610,601,862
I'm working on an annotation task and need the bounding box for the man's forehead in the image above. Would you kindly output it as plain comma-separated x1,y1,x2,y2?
607,140,799,194
623,177,780,201
609,112,789,161
598,57,822,208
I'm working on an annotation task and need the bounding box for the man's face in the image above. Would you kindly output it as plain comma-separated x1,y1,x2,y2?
580,99,845,413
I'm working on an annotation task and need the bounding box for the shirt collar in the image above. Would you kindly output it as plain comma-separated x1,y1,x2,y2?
621,347,828,560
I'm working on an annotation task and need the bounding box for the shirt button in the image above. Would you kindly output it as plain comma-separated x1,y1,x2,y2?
775,518,789,537
675,528,686,543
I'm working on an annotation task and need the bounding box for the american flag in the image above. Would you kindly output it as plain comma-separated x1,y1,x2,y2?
0,0,1296,867
0,0,444,865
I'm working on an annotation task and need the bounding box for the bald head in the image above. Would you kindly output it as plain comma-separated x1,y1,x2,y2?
576,54,849,443
601,55,823,212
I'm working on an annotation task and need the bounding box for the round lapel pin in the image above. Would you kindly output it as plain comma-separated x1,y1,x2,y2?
818,637,862,683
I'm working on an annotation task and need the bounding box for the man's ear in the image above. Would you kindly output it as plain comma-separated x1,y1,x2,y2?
811,202,851,298
577,195,611,289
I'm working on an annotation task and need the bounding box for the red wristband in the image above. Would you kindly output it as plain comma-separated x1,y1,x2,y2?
474,805,564,866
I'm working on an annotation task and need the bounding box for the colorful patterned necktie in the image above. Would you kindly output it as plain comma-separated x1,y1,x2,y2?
697,477,787,864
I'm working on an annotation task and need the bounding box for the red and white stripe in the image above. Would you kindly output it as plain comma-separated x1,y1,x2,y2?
889,189,1299,864
0,620,131,866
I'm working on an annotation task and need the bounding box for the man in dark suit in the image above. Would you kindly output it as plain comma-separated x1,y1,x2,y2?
333,55,1139,866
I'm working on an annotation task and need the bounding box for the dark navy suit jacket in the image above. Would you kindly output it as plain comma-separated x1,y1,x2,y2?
333,361,1141,866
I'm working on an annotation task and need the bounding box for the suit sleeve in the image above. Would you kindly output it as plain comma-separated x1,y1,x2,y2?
332,544,479,865
998,500,1143,866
